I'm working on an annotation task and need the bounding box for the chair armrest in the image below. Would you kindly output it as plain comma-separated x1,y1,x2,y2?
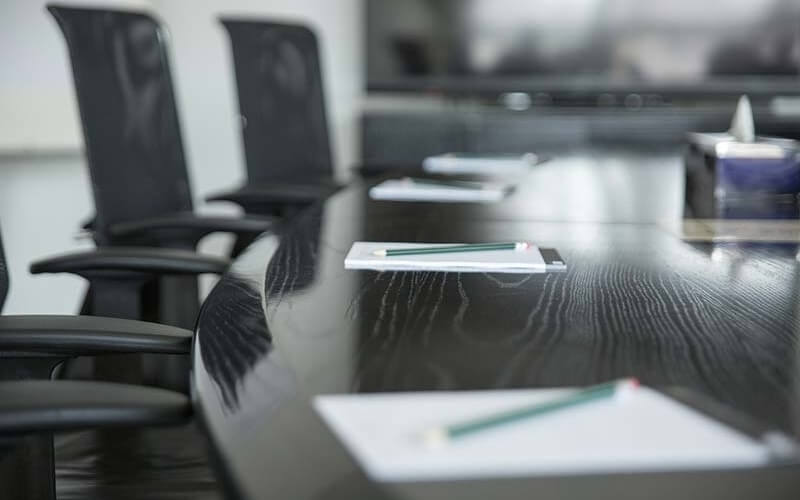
107,212,276,247
350,162,422,178
30,247,229,278
0,315,191,357
206,183,340,205
0,380,190,434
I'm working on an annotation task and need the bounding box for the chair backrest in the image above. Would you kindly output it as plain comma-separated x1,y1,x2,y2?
48,5,193,239
0,230,7,313
221,19,333,184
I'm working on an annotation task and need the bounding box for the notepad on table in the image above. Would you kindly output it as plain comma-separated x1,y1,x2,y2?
344,242,566,273
423,153,539,175
314,387,789,482
369,177,513,203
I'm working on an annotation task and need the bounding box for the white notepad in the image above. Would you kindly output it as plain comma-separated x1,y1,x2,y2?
369,178,512,203
423,153,538,175
344,242,565,273
314,388,774,482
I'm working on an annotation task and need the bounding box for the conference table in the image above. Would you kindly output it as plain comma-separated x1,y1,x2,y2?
192,149,800,500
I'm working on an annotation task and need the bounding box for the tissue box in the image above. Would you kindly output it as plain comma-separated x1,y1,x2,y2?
684,133,800,219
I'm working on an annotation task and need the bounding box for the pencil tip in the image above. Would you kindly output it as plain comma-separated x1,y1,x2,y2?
372,249,387,257
420,427,449,448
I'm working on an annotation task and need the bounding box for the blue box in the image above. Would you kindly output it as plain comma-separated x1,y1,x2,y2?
684,133,800,219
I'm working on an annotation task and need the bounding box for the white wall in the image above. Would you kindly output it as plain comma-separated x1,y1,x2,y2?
0,0,363,314
0,0,151,152
0,154,94,314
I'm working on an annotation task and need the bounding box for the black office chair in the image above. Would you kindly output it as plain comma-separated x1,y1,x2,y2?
47,4,275,250
45,4,276,326
0,232,198,500
207,19,342,220
26,242,228,391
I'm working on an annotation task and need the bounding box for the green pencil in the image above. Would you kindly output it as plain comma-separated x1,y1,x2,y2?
421,378,640,446
372,242,530,257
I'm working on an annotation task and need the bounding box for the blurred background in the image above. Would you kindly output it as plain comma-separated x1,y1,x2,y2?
2,0,800,314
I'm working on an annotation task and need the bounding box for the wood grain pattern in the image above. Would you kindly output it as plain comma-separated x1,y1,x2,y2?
264,211,800,432
193,152,800,499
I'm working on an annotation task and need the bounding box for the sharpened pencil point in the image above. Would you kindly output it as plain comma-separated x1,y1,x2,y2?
420,427,449,448
372,249,388,257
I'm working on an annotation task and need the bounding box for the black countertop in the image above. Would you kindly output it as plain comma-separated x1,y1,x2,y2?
192,151,800,500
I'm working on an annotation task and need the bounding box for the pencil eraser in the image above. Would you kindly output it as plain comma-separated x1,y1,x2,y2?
615,378,639,402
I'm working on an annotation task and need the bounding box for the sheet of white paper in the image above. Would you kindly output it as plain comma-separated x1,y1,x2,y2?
369,179,512,203
314,388,770,482
344,242,560,273
423,153,537,175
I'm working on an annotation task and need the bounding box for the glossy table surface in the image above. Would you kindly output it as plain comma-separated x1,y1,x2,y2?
192,150,800,500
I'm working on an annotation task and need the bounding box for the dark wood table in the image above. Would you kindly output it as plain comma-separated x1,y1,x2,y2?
192,150,800,500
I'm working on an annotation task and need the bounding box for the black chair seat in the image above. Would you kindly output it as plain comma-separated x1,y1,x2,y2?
0,380,190,436
107,212,275,247
206,181,340,205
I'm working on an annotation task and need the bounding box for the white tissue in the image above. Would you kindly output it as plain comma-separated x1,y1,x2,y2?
729,95,755,143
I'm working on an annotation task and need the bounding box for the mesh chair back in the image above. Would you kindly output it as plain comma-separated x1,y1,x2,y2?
221,19,333,184
48,5,193,241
